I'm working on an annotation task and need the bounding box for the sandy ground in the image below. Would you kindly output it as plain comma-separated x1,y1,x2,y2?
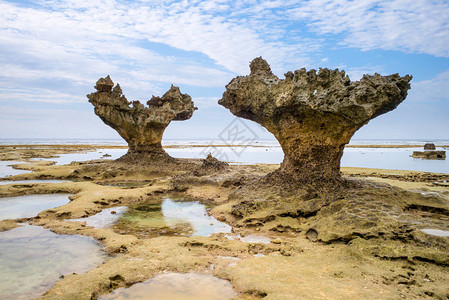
0,145,448,299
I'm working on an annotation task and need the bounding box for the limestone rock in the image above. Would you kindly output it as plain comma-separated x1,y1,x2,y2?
424,143,436,150
194,153,229,176
219,57,412,183
87,76,197,161
412,151,446,160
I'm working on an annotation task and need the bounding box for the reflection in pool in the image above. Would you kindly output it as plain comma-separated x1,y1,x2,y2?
115,198,231,238
0,224,107,299
69,207,128,228
0,194,71,220
99,273,236,300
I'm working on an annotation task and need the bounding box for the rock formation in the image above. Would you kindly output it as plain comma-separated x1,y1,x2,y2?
424,143,436,150
87,76,196,161
412,151,446,159
219,57,412,183
194,153,229,176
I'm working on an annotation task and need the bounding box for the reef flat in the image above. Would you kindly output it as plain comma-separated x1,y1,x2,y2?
0,144,448,299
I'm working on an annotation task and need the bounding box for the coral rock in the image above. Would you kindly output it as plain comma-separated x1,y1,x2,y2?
219,57,412,183
424,143,436,150
87,76,197,161
412,151,445,160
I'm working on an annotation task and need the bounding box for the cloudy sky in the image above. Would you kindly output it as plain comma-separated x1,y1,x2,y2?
1,0,448,142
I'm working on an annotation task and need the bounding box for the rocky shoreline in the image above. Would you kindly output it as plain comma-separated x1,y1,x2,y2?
0,144,448,299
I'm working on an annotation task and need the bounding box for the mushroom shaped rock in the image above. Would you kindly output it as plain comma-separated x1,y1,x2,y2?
219,57,412,184
87,76,197,162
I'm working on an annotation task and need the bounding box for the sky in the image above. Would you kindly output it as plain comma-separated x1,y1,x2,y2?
0,0,448,142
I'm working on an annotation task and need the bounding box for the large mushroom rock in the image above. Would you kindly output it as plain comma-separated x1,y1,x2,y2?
219,57,412,183
87,76,197,161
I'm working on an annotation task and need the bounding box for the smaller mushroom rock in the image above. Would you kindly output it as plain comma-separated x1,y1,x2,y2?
424,143,436,150
87,76,197,161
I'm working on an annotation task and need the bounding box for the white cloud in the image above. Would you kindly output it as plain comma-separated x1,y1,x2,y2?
0,0,448,142
289,0,449,57
407,69,449,103
0,87,80,104
0,0,320,104
0,105,120,138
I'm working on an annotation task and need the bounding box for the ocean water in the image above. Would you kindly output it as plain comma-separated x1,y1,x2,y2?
1,138,448,147
1,138,448,174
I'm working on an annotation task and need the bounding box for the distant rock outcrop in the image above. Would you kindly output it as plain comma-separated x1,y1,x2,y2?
424,143,436,150
219,57,412,183
412,151,446,160
87,76,197,162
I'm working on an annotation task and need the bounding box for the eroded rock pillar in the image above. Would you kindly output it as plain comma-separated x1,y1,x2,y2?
87,76,197,162
219,58,412,183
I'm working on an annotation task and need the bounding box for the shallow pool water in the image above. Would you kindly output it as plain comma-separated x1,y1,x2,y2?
0,224,107,299
69,206,128,228
0,194,71,220
421,228,449,237
0,180,69,185
99,272,236,300
37,148,127,166
115,198,231,238
0,161,31,178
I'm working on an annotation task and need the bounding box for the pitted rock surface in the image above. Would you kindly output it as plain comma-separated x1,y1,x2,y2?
88,76,196,161
219,57,412,183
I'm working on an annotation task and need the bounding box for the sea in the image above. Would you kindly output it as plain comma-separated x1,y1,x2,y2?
1,138,448,174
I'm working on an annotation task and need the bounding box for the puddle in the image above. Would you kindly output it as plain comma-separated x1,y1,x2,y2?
0,194,71,221
99,273,236,300
115,198,231,238
69,207,128,228
226,234,271,244
0,180,69,185
100,181,150,189
0,224,107,299
421,228,449,237
0,161,31,178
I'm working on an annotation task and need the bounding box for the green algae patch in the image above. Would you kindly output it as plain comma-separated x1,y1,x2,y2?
114,200,194,238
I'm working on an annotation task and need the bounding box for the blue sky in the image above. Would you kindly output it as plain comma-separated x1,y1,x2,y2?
0,0,448,141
